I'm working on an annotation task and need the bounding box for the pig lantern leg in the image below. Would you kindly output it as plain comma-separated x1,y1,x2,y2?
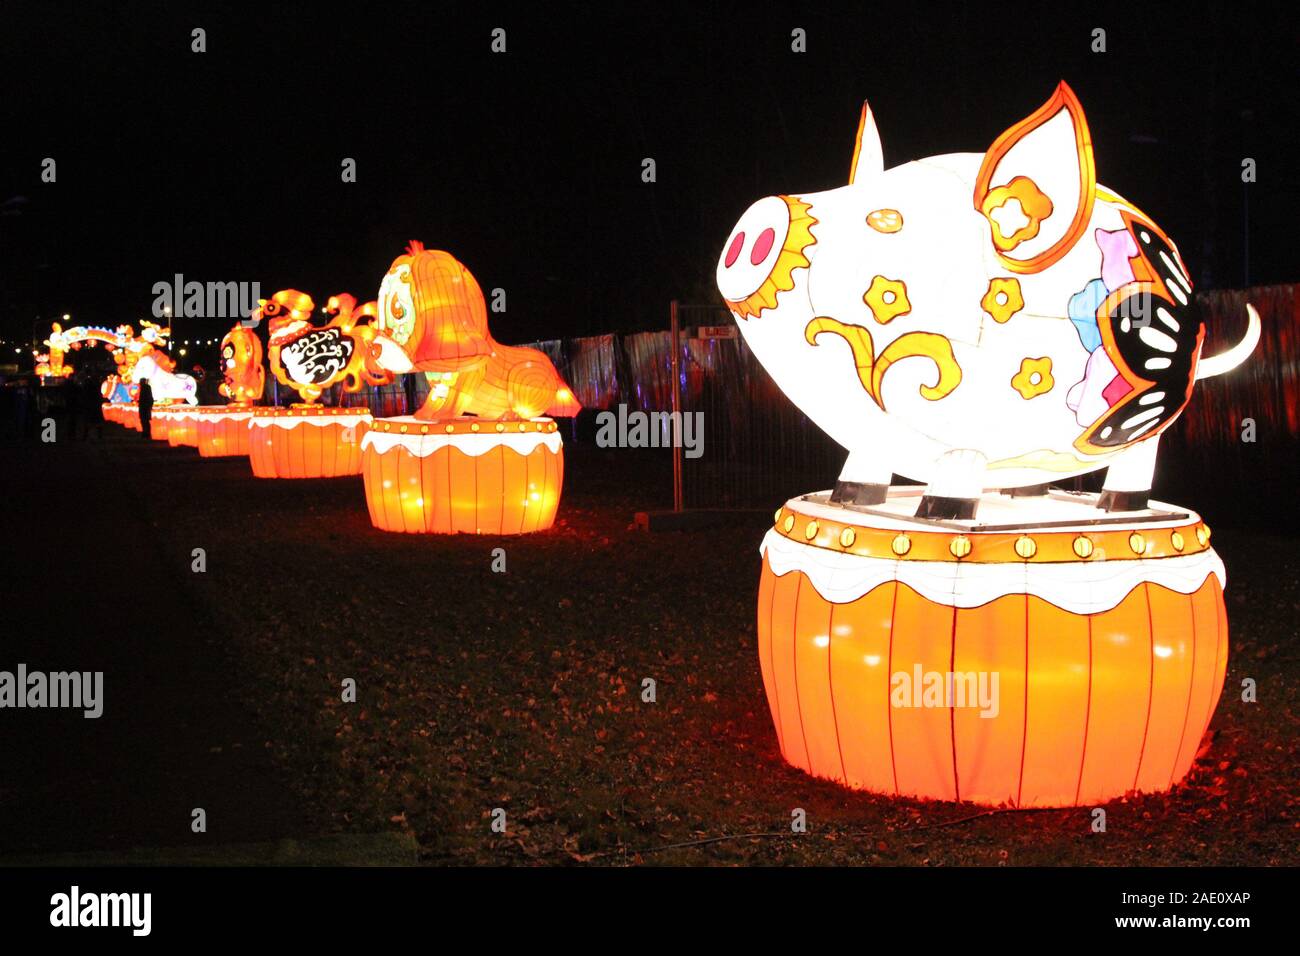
1098,435,1160,512
916,448,986,520
830,448,893,505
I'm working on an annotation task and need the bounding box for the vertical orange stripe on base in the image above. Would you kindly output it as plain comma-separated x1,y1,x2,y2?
378,441,402,527
477,444,506,535
889,584,958,802
362,447,382,527
448,447,479,534
756,558,782,756
1075,586,1151,804
1020,595,1090,807
826,579,896,793
1210,586,1229,718
397,443,424,533
793,579,843,784
1135,584,1197,794
768,570,808,771
953,596,1027,807
1173,579,1223,783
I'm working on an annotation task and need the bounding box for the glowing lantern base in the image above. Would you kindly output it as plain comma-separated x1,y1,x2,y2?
248,406,371,478
361,417,564,534
760,489,1227,807
195,406,256,458
150,409,174,442
110,404,141,431
164,409,200,447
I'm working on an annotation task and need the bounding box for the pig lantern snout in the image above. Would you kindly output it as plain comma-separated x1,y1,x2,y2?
716,195,817,320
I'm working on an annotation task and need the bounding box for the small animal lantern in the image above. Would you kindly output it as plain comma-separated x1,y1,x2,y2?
370,242,581,421
717,82,1260,519
218,324,265,405
260,290,391,404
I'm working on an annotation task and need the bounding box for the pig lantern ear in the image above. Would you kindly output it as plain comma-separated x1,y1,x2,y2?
973,81,1096,274
849,101,884,184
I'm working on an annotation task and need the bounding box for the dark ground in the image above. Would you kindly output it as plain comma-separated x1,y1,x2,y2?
0,420,1295,866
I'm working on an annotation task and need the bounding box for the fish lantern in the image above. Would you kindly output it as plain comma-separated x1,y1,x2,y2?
362,243,580,533
717,83,1259,805
245,290,381,478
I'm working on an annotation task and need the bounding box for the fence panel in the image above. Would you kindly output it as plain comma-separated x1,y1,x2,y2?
673,304,844,510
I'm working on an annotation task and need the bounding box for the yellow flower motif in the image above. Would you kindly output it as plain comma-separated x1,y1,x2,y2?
1012,356,1054,399
980,175,1054,252
863,275,911,324
981,277,1024,324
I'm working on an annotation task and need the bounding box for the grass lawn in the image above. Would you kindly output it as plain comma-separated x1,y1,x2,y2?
3,427,1295,865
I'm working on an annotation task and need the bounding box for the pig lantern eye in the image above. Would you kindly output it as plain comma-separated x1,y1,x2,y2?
717,195,818,320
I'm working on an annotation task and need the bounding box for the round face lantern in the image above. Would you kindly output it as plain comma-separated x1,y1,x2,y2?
717,82,1260,518
218,325,265,405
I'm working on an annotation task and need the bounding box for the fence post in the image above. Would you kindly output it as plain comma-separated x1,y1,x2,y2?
670,299,683,513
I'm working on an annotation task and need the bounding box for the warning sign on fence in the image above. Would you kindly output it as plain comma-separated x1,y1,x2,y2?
694,325,737,340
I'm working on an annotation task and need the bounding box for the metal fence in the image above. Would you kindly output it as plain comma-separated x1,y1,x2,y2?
520,286,1299,522
670,303,843,509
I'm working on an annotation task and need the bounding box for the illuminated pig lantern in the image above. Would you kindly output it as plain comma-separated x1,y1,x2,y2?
244,290,386,478
718,82,1260,518
362,243,580,534
719,84,1258,807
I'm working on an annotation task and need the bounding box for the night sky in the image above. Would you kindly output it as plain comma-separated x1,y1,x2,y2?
1,2,1295,352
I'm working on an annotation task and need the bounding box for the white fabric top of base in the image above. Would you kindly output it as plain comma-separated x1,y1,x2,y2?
191,409,256,422
248,411,373,430
361,417,563,459
760,530,1225,615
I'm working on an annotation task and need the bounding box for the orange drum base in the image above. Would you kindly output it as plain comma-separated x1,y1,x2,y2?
166,415,199,447
151,414,172,441
247,409,370,478
758,493,1229,807
361,417,564,534
196,410,253,458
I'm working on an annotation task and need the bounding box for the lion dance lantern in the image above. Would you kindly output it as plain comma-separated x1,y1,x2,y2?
246,290,390,478
362,242,580,534
717,82,1259,806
